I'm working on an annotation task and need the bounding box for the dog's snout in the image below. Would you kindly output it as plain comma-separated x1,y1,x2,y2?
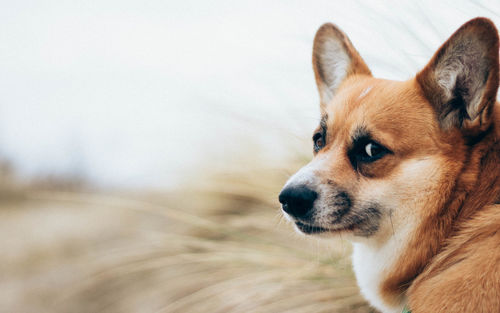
279,185,318,217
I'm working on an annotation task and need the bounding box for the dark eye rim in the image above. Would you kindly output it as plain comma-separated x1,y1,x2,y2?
348,138,392,168
313,132,325,152
357,141,388,162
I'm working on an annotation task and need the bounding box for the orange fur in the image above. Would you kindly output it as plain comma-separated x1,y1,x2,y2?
281,17,500,313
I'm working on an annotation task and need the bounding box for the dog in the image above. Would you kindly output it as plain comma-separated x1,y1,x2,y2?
278,17,500,313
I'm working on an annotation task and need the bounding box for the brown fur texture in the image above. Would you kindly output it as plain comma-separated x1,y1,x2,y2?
388,18,500,312
283,17,500,313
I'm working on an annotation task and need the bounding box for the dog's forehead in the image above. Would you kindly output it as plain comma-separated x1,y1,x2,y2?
326,77,391,117
323,77,436,141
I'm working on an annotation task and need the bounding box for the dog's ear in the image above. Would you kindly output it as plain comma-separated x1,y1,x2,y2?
417,18,499,133
313,23,372,109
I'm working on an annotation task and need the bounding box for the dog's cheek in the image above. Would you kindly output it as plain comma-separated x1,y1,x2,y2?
358,155,398,178
378,157,447,226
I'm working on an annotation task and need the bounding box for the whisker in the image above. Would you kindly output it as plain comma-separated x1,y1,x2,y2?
389,209,395,237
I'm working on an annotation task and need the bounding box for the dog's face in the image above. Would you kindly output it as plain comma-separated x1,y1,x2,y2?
280,77,448,241
279,19,499,243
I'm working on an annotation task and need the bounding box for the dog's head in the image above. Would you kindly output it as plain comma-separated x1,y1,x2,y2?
279,18,499,242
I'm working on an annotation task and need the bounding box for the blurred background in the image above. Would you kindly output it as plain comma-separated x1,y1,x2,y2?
0,1,498,312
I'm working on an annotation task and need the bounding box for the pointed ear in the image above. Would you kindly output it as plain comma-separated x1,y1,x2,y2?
312,23,372,109
417,18,499,133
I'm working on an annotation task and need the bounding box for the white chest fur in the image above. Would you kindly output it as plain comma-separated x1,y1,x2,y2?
351,240,406,313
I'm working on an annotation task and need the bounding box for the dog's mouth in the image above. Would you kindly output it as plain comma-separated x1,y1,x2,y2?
295,221,329,234
294,210,380,236
294,221,356,234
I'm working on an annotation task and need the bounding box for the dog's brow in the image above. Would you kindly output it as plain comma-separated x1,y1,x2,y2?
320,114,328,129
351,127,370,143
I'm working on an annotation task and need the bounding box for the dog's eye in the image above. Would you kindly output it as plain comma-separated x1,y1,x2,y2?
358,141,387,162
348,132,391,171
313,132,325,151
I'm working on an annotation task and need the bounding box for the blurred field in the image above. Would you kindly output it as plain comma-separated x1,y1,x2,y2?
0,161,374,313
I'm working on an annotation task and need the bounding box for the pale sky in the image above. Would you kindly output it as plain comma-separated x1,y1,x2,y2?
0,0,498,188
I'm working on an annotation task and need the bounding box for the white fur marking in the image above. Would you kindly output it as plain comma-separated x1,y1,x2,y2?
283,156,327,190
357,86,373,100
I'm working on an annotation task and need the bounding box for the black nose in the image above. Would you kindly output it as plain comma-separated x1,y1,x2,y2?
279,185,318,217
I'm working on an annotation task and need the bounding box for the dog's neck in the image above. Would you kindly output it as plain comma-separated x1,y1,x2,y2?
352,106,500,313
352,229,413,313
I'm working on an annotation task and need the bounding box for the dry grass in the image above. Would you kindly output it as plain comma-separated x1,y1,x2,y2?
0,160,373,313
